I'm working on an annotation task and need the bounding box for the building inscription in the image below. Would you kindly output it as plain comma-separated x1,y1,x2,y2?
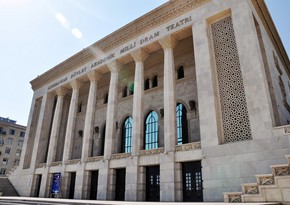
47,15,192,91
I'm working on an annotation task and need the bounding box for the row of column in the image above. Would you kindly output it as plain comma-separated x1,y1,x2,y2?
39,35,178,166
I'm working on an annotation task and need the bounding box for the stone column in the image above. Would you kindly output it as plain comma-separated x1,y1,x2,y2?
158,35,178,202
30,93,54,169
81,71,102,162
159,35,177,152
62,79,83,163
46,87,67,165
103,60,123,159
131,49,148,156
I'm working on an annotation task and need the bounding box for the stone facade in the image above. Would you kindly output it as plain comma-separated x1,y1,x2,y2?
0,117,25,176
8,0,290,202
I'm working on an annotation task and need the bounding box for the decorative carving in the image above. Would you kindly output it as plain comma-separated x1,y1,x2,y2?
86,156,104,162
175,142,201,152
50,161,62,167
65,159,80,165
211,16,252,143
284,126,290,133
139,148,164,156
258,175,274,185
273,166,290,176
37,163,46,168
244,185,259,194
111,153,131,160
228,194,242,203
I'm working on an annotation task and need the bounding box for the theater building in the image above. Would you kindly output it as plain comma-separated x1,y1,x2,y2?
8,0,290,202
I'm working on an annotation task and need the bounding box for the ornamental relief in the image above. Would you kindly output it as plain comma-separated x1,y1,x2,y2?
258,175,274,185
175,142,201,152
244,185,259,194
139,148,164,156
86,156,104,163
229,194,242,203
273,166,290,176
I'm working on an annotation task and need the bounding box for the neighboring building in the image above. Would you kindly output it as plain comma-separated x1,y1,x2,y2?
8,0,290,202
0,117,25,176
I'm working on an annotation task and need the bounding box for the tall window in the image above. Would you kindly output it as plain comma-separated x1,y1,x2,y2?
121,117,133,153
152,75,158,88
123,87,128,98
144,111,159,150
9,129,15,135
176,103,188,145
177,66,184,79
100,124,106,155
145,78,150,90
104,93,109,104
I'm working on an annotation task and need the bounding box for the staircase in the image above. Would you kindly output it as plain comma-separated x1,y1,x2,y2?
224,155,290,203
0,177,19,196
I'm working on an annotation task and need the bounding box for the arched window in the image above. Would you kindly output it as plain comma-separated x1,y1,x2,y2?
123,87,128,98
176,103,188,145
152,75,158,88
121,117,133,153
144,111,159,150
104,93,109,104
177,66,184,79
100,124,106,155
145,78,150,90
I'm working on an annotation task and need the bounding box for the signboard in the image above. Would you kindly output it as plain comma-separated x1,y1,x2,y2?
51,173,61,198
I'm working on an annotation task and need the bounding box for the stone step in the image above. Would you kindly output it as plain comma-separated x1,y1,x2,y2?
242,193,266,203
242,183,259,194
223,192,242,203
255,174,275,186
271,164,290,176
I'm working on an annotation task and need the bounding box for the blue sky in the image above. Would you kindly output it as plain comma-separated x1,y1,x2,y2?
0,0,289,126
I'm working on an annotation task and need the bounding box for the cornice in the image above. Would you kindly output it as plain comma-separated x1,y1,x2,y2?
30,0,211,91
251,0,290,76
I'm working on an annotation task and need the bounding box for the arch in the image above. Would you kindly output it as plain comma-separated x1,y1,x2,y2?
121,116,133,153
144,111,159,150
144,78,150,90
152,75,158,88
176,103,188,145
177,65,185,79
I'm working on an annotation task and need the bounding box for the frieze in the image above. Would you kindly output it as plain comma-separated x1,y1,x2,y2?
65,159,81,165
272,165,290,176
50,161,62,167
86,156,104,163
257,175,274,185
111,153,131,160
244,185,259,194
139,148,164,156
228,194,242,203
175,142,201,152
37,163,46,168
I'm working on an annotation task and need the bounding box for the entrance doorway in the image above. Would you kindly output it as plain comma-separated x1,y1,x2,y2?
115,168,126,201
68,172,76,199
34,174,42,197
146,165,160,201
89,170,99,200
182,161,203,202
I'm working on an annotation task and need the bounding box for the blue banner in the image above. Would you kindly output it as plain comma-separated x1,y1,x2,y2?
51,173,61,197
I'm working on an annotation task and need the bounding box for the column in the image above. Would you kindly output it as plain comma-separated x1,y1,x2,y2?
103,60,123,159
19,96,36,169
30,93,54,169
81,71,102,162
62,79,83,163
46,87,67,165
192,20,220,147
159,35,177,152
158,35,177,202
131,49,148,156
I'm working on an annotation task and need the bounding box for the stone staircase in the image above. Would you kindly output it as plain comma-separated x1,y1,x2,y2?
0,177,19,196
224,155,290,203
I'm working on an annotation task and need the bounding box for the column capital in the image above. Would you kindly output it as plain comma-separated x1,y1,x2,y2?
131,48,149,63
55,87,68,96
107,60,123,73
87,70,102,82
158,35,177,50
70,79,83,89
